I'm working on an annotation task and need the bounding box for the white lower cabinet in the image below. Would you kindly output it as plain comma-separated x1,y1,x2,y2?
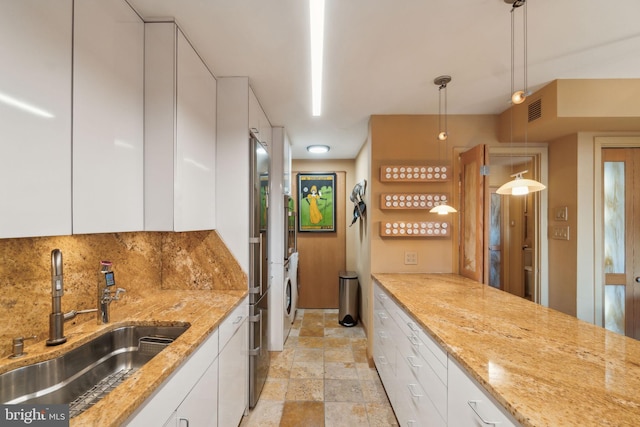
126,297,249,427
218,301,249,427
374,283,519,427
447,356,518,427
374,284,447,427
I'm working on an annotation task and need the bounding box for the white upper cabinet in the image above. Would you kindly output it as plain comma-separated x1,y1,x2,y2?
145,23,217,232
0,1,72,238
72,0,144,234
249,88,272,149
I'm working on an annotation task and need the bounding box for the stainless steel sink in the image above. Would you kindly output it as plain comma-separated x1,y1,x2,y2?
0,324,189,418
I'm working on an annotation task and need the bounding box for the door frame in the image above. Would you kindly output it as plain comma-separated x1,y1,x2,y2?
487,144,549,306
595,136,640,327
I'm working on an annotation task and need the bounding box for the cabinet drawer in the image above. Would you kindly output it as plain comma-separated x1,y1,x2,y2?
397,355,446,427
448,356,518,427
418,329,447,369
219,297,248,351
374,285,394,311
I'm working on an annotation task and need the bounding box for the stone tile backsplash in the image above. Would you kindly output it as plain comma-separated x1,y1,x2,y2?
0,230,246,356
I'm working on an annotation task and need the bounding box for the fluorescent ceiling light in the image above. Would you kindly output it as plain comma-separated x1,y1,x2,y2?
310,0,325,116
307,145,330,154
0,91,54,119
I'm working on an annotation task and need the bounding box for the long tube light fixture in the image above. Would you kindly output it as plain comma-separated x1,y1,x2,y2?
310,0,325,116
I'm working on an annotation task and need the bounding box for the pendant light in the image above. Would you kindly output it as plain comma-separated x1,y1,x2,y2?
497,0,546,196
430,75,457,215
434,75,450,141
507,0,528,104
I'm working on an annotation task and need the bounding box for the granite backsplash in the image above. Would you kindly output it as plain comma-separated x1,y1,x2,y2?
0,230,246,357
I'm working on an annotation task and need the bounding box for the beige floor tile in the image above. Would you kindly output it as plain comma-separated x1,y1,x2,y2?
324,379,364,402
356,363,377,381
297,336,325,348
290,361,324,379
324,347,355,363
360,380,388,403
324,402,369,427
365,402,399,426
324,361,359,380
299,325,325,337
293,348,324,363
286,378,324,401
240,400,284,427
323,336,351,349
352,347,369,363
280,401,325,427
261,378,289,401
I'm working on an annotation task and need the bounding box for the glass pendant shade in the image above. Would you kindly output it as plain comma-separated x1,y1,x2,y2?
429,204,457,215
496,172,545,195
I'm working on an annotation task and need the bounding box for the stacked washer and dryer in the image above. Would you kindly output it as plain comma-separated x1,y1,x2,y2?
268,128,298,352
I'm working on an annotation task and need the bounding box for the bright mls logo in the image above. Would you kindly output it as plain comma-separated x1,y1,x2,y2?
1,405,69,426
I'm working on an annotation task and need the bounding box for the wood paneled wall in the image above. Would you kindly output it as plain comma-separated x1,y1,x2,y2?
294,171,347,308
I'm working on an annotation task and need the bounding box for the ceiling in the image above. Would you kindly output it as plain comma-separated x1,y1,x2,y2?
127,0,640,160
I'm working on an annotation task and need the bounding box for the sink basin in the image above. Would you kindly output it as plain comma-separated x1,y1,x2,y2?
0,324,189,418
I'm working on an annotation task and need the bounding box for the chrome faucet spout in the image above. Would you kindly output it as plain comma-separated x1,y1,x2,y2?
46,249,67,346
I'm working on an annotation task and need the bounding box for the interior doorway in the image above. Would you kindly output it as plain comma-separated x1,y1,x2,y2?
487,145,548,305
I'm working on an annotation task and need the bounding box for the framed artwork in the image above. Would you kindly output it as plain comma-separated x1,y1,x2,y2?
298,172,336,232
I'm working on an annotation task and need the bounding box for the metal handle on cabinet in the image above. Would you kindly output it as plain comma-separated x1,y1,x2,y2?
636,277,640,283
408,334,421,347
407,421,417,426
407,384,423,399
407,356,422,369
377,311,388,320
232,315,243,325
377,331,388,340
407,321,419,332
178,417,190,427
468,400,500,426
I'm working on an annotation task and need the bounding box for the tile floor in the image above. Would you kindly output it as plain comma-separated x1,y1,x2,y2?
240,309,398,427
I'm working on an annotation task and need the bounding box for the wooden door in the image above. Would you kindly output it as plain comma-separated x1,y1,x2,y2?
460,144,489,283
602,148,640,339
295,171,347,308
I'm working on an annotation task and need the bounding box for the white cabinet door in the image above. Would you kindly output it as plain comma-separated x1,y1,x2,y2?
248,88,271,148
448,356,518,427
0,1,72,238
175,358,219,427
175,30,217,231
144,23,217,232
218,313,248,427
72,0,144,234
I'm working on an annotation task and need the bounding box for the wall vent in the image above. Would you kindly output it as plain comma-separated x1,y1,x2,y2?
528,98,542,122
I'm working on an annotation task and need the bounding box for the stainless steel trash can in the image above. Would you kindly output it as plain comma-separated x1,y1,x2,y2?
339,271,359,327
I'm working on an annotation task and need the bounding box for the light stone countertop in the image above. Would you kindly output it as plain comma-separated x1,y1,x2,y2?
0,289,247,427
372,273,640,427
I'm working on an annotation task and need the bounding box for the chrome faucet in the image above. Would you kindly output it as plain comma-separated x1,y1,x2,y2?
46,249,67,346
98,260,125,324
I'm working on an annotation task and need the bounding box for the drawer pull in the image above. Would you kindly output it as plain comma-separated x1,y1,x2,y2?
375,356,388,365
407,384,423,399
378,331,388,340
407,356,422,369
377,311,389,320
178,417,190,427
378,293,388,301
407,421,417,426
232,315,243,325
468,400,500,426
407,321,419,332
408,334,421,347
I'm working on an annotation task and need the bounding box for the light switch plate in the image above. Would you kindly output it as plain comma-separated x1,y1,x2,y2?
551,225,570,240
554,206,568,221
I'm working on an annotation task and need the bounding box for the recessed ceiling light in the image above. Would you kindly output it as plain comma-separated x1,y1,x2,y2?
307,145,330,154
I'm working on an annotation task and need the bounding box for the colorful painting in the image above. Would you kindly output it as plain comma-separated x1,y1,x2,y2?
298,173,336,232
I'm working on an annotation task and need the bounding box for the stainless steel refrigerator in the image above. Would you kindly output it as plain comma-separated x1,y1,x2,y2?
249,136,270,408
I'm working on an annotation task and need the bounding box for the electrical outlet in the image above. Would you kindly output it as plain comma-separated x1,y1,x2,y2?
404,251,418,265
